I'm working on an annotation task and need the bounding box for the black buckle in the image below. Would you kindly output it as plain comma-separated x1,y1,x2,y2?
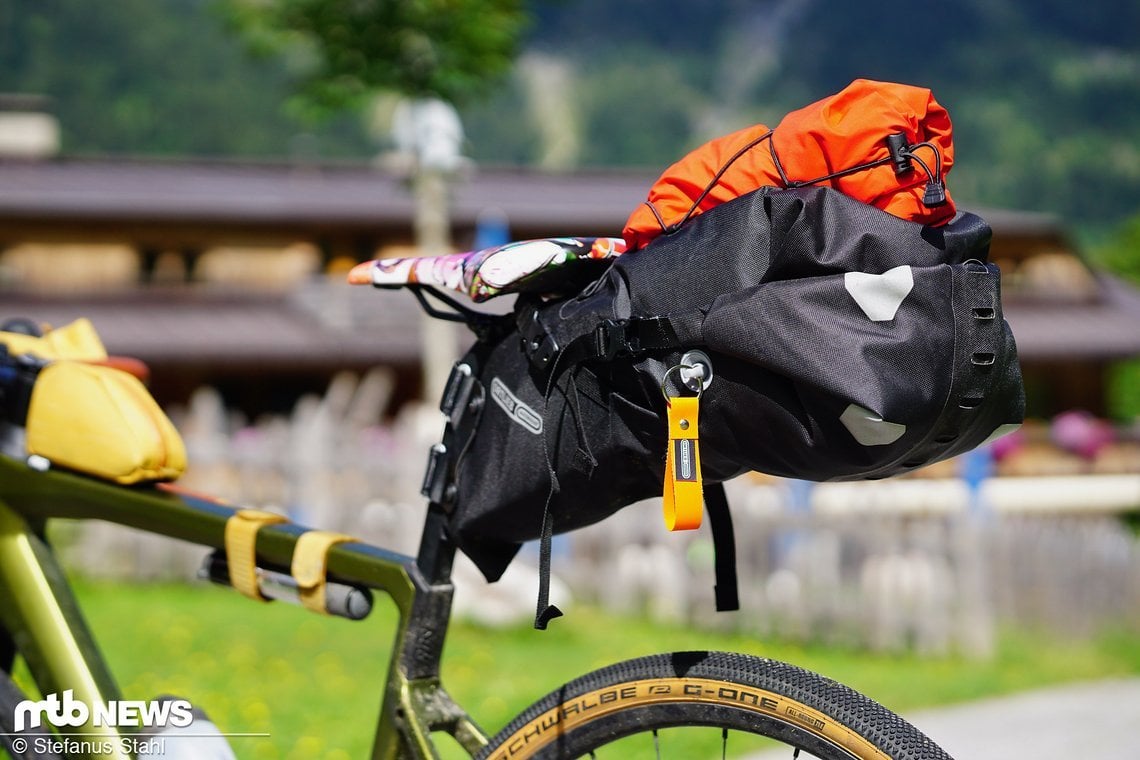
520,309,560,369
593,320,631,361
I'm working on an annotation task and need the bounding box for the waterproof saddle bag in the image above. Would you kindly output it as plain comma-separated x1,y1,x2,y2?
422,185,1024,590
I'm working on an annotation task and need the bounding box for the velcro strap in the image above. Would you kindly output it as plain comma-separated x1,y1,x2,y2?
292,530,356,615
224,509,288,601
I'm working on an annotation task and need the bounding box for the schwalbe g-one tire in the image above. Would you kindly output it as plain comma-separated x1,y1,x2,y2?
477,651,953,759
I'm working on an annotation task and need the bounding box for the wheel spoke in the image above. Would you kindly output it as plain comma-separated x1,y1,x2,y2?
653,728,661,759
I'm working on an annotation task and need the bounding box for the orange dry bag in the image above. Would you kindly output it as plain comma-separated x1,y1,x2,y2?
623,79,957,251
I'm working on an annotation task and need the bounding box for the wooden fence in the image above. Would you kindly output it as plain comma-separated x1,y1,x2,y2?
57,373,1140,656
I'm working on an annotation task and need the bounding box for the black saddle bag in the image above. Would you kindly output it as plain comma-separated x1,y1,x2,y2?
429,186,1024,586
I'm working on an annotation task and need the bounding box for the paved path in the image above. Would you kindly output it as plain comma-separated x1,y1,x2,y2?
748,677,1140,759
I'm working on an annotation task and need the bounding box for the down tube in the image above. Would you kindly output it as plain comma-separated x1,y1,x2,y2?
0,499,131,760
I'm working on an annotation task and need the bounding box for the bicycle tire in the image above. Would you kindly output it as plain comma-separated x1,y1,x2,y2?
0,671,61,760
476,651,953,760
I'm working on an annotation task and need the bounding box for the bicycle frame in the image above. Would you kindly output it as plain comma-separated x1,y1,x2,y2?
0,453,486,759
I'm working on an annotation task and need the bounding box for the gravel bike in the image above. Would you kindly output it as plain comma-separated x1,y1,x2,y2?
0,247,961,760
0,417,954,759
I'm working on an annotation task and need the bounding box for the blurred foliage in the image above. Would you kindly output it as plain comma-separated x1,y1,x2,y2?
1089,214,1140,286
0,0,1138,238
1099,215,1140,416
575,50,704,167
0,0,371,157
1088,214,1140,354
518,0,1140,234
225,0,528,115
1107,359,1140,422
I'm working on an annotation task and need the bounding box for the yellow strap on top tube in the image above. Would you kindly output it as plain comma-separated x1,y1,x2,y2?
224,509,289,601
292,530,356,615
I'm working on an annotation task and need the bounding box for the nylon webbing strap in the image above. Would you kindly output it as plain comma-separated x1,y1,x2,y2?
594,313,705,361
224,509,288,601
527,309,707,376
704,483,740,612
292,530,356,614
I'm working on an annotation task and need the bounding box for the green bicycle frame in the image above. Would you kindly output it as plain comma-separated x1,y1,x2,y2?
0,454,487,759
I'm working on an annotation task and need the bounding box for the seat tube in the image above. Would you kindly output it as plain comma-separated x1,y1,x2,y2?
0,500,130,759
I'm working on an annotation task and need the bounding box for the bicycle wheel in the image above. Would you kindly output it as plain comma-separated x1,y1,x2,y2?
0,671,61,760
477,651,952,760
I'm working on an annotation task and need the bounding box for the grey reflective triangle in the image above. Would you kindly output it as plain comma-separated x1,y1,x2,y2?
980,422,1022,447
840,403,906,446
844,265,914,321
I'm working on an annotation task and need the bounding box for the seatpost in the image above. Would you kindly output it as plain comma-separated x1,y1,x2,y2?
415,360,480,586
415,501,457,586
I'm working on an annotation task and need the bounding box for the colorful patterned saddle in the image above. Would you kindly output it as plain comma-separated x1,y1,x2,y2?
348,237,626,302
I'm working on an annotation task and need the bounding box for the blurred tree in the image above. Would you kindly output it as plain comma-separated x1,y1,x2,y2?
743,0,1140,229
1091,213,1140,421
2,0,1136,234
0,0,370,157
577,53,703,166
226,0,530,403
226,0,528,116
1090,213,1140,286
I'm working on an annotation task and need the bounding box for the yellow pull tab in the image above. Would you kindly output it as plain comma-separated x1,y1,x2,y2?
663,395,703,530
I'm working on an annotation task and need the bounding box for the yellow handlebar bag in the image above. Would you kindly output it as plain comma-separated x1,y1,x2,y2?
1,317,108,362
24,360,187,484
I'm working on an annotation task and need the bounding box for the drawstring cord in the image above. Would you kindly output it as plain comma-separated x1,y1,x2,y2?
644,130,944,239
645,130,775,237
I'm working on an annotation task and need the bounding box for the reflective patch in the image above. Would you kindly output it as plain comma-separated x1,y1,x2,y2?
839,403,906,446
490,377,543,435
980,422,1021,446
844,265,914,321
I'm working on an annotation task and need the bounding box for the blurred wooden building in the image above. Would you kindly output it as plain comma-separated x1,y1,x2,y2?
1,155,1138,419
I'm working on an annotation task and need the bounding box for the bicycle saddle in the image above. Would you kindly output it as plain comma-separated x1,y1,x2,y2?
347,236,626,302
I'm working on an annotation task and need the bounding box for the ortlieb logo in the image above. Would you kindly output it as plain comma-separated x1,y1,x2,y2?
674,439,697,481
490,377,543,435
13,690,194,731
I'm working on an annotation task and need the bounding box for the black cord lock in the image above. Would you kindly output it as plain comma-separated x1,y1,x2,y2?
886,133,947,208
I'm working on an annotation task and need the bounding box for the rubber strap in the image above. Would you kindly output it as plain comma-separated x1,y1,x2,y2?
704,483,739,611
663,396,703,531
224,509,288,601
292,530,356,614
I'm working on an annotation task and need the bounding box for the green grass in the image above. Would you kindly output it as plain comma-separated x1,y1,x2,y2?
13,581,1140,759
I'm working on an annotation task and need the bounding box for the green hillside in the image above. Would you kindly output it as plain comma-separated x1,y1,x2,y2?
1,0,1138,235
